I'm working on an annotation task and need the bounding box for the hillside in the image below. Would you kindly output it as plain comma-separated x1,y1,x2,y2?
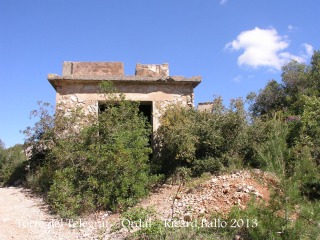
0,170,273,240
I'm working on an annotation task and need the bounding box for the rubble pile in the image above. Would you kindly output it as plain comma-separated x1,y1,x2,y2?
148,170,271,221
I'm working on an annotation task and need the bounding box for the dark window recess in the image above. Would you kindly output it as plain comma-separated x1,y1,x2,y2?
139,103,152,126
99,102,152,127
99,101,153,158
99,103,119,113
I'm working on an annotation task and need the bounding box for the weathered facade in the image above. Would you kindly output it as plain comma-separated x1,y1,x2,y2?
48,62,201,131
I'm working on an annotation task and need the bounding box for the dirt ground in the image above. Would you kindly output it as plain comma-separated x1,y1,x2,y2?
0,187,81,239
0,170,272,239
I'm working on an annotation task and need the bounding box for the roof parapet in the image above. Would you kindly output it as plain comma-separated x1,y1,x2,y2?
135,63,169,77
48,62,201,90
63,62,124,76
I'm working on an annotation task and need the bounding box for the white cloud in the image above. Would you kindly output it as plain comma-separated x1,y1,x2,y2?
302,43,314,56
288,25,298,32
233,74,242,82
220,0,228,5
233,74,255,83
225,27,313,70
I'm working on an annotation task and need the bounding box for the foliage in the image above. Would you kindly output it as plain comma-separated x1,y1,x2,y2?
0,139,5,150
23,81,153,217
0,143,27,185
129,221,227,240
121,207,155,230
249,51,320,117
12,50,320,238
248,79,286,116
223,115,320,239
153,97,248,176
248,50,320,193
122,207,155,223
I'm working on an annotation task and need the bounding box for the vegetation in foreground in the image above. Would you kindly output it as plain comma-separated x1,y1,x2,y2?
0,141,27,185
0,51,319,239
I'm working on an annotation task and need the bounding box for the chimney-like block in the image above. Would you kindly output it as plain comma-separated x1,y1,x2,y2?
198,102,214,112
135,63,169,77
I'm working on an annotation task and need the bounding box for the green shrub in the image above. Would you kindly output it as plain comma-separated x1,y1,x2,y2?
23,82,153,216
191,157,224,176
0,144,27,185
121,207,155,230
153,97,249,177
240,114,320,239
47,167,82,218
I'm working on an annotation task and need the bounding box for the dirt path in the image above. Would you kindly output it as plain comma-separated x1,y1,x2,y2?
0,171,271,239
0,187,131,240
0,187,81,240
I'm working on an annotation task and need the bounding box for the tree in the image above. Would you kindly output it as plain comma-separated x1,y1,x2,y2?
249,79,286,116
0,139,5,150
250,51,320,117
281,60,309,102
310,50,320,94
0,144,27,185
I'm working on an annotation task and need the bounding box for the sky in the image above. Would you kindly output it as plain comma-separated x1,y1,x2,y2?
0,0,319,147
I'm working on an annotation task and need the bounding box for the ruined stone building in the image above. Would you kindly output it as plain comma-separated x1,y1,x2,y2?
48,62,201,131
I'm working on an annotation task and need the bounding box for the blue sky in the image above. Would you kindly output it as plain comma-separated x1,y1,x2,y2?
0,0,319,147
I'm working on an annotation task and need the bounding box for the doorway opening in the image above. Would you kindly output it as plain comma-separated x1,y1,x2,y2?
138,101,153,130
98,101,152,129
98,101,153,158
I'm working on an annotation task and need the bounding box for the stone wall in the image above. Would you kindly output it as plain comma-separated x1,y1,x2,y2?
49,62,201,132
56,82,194,131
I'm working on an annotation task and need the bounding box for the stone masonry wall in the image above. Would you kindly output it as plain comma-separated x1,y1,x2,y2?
50,62,200,132
56,82,194,131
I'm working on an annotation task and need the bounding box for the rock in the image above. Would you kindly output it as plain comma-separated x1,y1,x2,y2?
211,178,218,183
234,234,241,240
222,183,230,188
14,179,22,186
70,95,78,102
233,192,245,199
253,192,263,198
199,208,206,214
175,195,182,200
186,188,195,194
252,168,262,175
247,185,254,192
184,214,192,222
223,188,230,194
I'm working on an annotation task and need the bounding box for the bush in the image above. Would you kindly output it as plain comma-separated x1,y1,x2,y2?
23,82,153,217
236,114,320,239
191,157,224,176
47,168,82,218
153,97,249,177
0,144,27,185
